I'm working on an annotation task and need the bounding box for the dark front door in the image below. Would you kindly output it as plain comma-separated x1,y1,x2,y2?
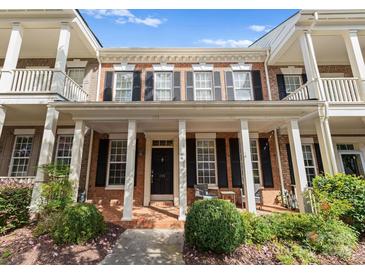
151,148,173,195
341,153,365,176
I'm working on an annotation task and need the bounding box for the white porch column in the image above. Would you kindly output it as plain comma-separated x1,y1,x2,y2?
69,120,87,201
0,23,23,92
287,119,307,213
299,31,324,99
122,120,137,221
30,107,59,212
0,106,5,139
343,30,365,100
238,120,256,213
50,23,71,94
178,120,187,221
315,117,338,175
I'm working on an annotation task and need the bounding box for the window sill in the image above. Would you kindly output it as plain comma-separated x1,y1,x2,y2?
105,185,125,190
208,185,219,190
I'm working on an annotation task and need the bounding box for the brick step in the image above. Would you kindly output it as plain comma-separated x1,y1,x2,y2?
87,198,122,206
149,201,175,207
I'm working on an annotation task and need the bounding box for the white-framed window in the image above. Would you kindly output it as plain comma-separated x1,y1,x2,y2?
233,71,253,100
154,72,173,101
250,140,262,185
284,75,302,94
55,135,73,167
67,68,85,87
194,72,213,101
114,72,133,102
196,139,217,185
9,135,33,177
106,139,128,186
302,144,317,187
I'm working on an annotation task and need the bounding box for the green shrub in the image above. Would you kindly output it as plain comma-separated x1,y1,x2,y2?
313,173,365,233
51,203,105,244
39,164,73,213
250,215,276,244
274,241,318,265
308,218,358,258
185,199,246,253
0,182,32,234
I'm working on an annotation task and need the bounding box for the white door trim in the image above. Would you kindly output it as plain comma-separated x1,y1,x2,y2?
143,132,179,206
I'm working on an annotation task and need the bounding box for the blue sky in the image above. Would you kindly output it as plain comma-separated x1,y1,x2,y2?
80,9,297,48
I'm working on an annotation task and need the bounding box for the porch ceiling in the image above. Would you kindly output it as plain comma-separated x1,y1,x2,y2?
52,101,320,133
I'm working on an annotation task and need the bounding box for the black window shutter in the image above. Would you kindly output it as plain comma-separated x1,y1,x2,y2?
134,138,139,186
186,71,194,101
216,138,228,187
103,72,113,101
314,143,324,175
213,71,222,101
277,74,287,100
286,144,295,186
302,74,308,84
225,71,235,100
186,138,196,188
259,138,274,188
173,71,181,101
229,138,242,188
252,70,263,101
96,139,109,187
144,71,154,101
132,71,141,101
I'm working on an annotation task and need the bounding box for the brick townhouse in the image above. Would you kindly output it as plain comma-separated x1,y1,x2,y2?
1,9,365,221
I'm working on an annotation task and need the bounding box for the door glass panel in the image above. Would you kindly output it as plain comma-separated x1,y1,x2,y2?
341,154,365,177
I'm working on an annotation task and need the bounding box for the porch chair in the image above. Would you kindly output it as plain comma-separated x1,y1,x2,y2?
240,185,264,209
194,184,219,200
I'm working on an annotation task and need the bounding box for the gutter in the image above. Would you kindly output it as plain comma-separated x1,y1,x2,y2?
264,49,272,100
96,51,102,101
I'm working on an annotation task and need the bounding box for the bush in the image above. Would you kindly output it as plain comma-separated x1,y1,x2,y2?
274,241,318,265
312,173,365,233
185,199,246,253
0,182,32,234
51,203,105,244
242,212,358,259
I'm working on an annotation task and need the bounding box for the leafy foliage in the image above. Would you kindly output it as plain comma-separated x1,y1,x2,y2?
0,183,32,234
274,241,318,265
39,164,73,213
312,173,365,233
51,203,105,244
185,199,246,253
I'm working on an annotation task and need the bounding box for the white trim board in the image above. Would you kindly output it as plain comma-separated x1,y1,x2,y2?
14,129,35,135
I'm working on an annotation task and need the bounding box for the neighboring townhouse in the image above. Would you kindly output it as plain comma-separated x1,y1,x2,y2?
1,9,365,221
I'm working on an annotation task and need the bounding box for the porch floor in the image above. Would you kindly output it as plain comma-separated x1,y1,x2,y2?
92,201,291,229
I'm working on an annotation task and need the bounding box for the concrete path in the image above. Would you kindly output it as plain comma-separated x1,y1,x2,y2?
101,229,184,265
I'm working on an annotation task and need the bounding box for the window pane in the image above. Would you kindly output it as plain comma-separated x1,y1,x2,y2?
67,68,85,87
55,135,73,167
194,72,213,100
155,72,173,101
284,75,302,94
196,139,216,185
301,144,317,186
108,140,128,185
233,72,252,100
10,136,33,177
115,72,133,102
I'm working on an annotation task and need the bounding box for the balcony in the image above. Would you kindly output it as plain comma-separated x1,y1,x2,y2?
0,69,88,102
283,78,362,103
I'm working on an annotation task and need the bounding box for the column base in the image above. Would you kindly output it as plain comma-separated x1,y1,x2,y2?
178,215,186,221
121,216,133,221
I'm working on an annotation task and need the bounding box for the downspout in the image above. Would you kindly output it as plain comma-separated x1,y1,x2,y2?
84,129,94,200
264,49,272,100
274,128,286,206
95,50,102,101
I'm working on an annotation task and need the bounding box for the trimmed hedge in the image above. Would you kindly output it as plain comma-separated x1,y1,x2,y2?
185,199,246,253
0,183,32,234
51,203,105,244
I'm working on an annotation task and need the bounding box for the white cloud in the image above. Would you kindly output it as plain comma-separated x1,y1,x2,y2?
248,24,272,32
84,9,164,28
199,39,253,48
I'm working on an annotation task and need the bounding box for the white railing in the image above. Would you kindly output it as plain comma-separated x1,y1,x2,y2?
283,81,312,101
1,69,88,102
283,77,361,103
321,77,361,102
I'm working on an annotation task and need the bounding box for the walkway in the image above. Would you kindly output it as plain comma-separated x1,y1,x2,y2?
101,229,184,265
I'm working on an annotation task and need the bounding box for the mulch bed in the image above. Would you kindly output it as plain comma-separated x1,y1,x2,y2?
0,222,125,265
183,239,365,265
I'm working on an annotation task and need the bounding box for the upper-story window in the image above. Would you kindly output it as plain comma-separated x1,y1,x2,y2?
67,68,85,87
114,72,133,102
155,72,173,101
283,75,302,94
194,72,213,101
233,71,253,100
